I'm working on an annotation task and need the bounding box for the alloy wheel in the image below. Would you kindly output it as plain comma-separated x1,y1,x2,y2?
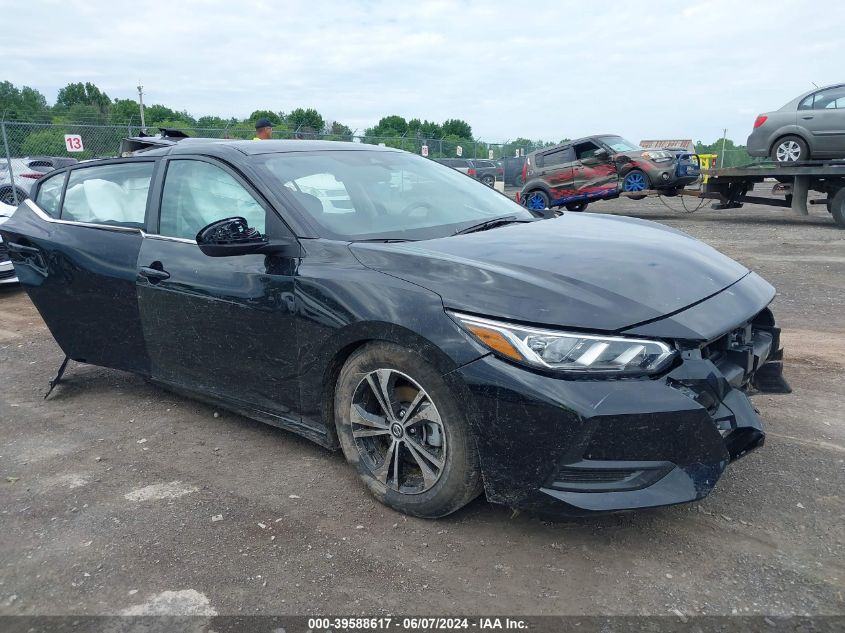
526,192,547,210
623,171,647,192
350,369,447,494
775,140,802,162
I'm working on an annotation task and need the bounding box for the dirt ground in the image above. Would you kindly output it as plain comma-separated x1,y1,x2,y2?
0,187,843,617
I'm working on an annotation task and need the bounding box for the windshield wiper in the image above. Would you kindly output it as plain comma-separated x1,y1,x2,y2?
454,215,530,235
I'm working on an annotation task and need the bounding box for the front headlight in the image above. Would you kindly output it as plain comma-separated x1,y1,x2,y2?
449,311,676,376
642,150,673,162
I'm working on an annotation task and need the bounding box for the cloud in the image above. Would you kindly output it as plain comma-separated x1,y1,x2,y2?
3,0,844,143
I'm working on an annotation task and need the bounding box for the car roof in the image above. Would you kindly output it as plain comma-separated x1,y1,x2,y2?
528,134,619,156
123,135,399,159
784,82,845,108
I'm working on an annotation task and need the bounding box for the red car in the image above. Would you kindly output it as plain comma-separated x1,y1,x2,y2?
519,135,699,211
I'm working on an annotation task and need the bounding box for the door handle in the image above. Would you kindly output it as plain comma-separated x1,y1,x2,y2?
801,115,814,119
139,266,170,281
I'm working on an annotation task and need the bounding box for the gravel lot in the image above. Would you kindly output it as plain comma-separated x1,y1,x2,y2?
1,187,843,617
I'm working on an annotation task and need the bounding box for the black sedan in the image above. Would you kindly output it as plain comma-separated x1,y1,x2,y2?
0,139,789,518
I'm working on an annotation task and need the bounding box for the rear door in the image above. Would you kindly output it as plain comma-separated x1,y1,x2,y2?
573,140,619,198
1,161,155,372
136,156,303,423
536,146,576,204
2,161,155,371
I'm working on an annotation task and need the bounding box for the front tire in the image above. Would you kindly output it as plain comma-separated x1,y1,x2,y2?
334,342,482,518
481,174,494,187
771,136,809,163
523,189,550,211
565,201,588,211
622,169,650,200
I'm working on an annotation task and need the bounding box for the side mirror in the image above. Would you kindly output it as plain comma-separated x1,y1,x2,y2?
594,148,609,161
196,217,297,257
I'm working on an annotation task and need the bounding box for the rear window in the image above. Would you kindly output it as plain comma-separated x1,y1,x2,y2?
61,162,154,227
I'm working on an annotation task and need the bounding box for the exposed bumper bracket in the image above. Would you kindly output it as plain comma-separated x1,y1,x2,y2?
44,355,70,400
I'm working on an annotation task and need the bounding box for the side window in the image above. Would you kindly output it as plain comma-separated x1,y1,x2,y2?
574,142,601,160
798,94,815,110
819,86,845,109
62,163,153,226
800,87,845,110
34,171,66,218
159,160,266,240
542,147,575,166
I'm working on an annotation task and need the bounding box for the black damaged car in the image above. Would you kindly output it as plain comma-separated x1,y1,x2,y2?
0,137,790,518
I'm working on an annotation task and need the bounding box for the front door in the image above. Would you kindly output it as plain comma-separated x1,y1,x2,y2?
572,140,618,199
2,161,155,373
136,157,302,423
799,85,845,155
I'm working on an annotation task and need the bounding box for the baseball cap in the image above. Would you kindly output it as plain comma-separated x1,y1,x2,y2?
255,117,275,129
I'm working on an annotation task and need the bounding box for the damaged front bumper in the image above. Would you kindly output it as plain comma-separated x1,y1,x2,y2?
454,309,789,516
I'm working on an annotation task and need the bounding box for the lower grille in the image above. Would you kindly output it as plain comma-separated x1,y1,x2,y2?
548,460,674,493
0,268,16,280
0,242,8,263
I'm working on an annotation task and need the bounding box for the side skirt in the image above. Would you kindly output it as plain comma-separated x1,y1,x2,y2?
147,378,334,449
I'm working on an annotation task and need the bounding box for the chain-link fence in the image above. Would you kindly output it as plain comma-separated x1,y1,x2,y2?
1,120,762,206
0,121,546,204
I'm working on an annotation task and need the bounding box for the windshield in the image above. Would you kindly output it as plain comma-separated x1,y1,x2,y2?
253,150,531,241
597,136,641,153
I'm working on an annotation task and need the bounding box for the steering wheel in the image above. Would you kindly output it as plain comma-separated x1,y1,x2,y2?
398,200,434,218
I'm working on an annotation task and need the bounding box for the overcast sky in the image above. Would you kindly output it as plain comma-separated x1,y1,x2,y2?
4,0,844,143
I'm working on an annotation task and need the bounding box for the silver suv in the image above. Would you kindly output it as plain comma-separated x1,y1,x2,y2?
747,83,845,162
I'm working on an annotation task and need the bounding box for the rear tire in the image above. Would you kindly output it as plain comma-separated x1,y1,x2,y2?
829,188,845,229
334,342,482,518
771,136,809,163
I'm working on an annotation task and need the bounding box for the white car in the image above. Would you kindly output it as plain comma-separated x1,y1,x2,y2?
0,202,18,284
0,157,78,205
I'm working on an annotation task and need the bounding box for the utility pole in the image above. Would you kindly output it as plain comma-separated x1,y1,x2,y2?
137,83,146,131
719,128,728,168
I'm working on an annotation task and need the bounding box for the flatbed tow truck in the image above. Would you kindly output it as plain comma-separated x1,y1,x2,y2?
619,159,845,228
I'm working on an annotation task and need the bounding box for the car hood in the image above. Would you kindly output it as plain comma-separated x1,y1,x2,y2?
350,214,750,333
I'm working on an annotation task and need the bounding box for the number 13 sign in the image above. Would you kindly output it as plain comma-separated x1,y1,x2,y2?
64,134,84,152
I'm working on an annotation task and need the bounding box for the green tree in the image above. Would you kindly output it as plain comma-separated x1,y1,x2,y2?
249,110,282,126
0,81,49,120
287,107,325,134
144,104,180,125
329,120,353,137
695,138,750,167
111,98,141,124
373,115,408,136
408,118,442,139
441,118,472,140
20,128,73,157
196,115,237,128
55,82,111,113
